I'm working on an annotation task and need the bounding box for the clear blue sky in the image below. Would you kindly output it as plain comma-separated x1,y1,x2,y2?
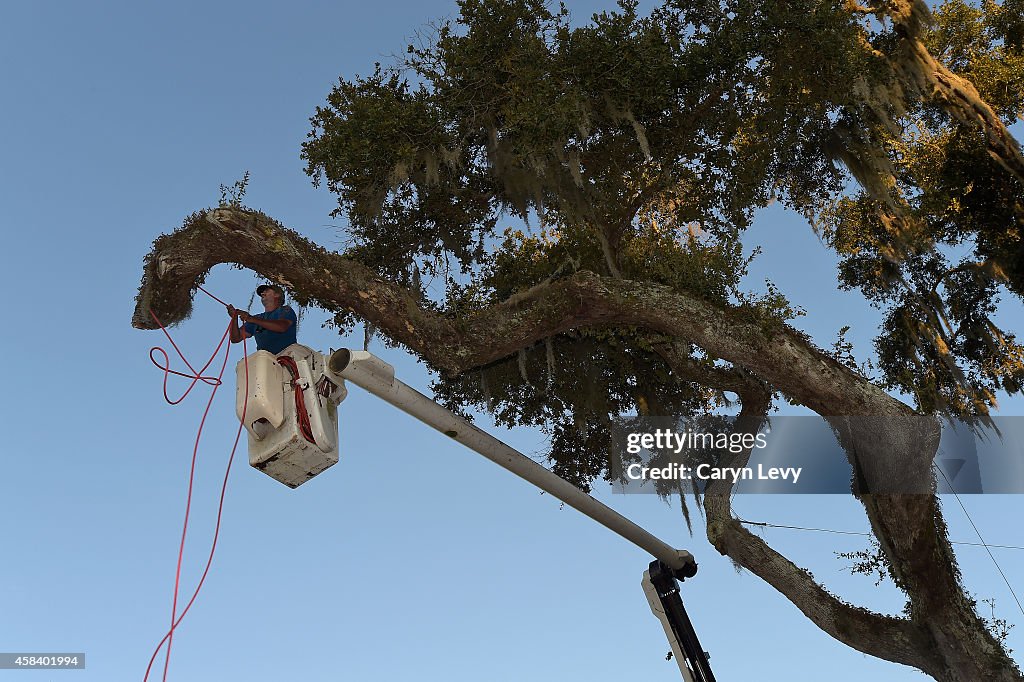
1,2,1021,680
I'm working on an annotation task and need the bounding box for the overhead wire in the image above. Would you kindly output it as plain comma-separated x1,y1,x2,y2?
737,463,1024,623
933,465,1024,619
736,518,1024,551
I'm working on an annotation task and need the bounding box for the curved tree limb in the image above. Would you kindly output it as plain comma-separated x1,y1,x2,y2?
650,343,1016,679
698,399,1011,680
133,207,906,419
704,498,933,672
645,366,937,672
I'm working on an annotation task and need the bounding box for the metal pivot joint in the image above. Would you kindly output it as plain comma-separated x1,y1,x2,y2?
644,560,716,682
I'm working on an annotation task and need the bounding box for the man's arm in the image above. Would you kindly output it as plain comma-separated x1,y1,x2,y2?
227,305,252,343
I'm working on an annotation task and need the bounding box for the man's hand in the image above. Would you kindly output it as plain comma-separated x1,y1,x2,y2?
228,307,255,343
227,305,252,322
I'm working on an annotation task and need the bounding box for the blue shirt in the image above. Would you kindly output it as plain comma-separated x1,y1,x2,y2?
244,305,298,354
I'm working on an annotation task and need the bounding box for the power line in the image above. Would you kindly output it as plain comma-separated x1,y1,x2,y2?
933,465,1024,620
738,478,1024,622
736,518,1024,551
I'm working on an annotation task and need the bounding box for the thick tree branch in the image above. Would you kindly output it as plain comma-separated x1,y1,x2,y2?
134,207,907,420
695,399,934,672
647,355,934,670
881,0,1024,184
706,504,933,670
652,344,1017,679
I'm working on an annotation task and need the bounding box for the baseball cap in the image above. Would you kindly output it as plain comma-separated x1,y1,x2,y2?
256,284,286,303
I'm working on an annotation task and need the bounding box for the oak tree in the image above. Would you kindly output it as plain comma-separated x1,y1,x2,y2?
134,1,1024,679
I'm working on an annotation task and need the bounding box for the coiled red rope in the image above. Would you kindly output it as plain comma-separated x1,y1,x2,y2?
144,290,249,682
277,355,317,445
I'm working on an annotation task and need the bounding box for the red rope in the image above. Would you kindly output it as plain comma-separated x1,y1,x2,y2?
143,291,249,682
196,284,229,308
148,309,227,404
277,355,317,445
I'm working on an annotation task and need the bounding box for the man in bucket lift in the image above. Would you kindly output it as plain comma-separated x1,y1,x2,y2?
228,284,297,354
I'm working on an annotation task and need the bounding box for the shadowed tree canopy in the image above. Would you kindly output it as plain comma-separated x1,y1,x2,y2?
134,1,1024,679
